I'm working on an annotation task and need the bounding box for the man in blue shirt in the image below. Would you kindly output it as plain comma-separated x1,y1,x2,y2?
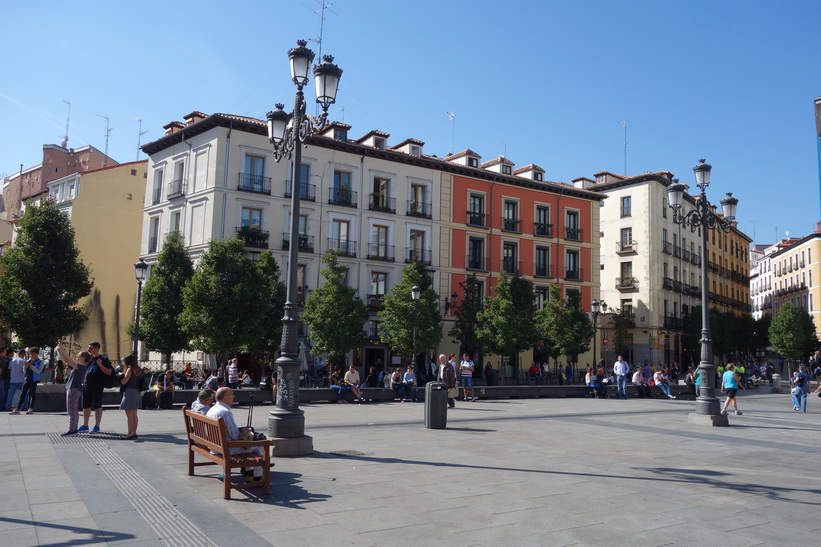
720,363,746,415
791,364,811,413
613,355,630,399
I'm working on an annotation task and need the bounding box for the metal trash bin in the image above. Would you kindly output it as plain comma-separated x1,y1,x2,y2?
425,381,448,429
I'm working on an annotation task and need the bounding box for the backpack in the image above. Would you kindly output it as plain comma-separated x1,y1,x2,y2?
813,367,821,377
794,374,805,387
99,356,117,388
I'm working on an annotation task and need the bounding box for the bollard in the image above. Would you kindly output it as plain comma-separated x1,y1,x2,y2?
771,373,781,394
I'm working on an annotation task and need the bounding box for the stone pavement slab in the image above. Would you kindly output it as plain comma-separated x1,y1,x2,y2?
1,389,820,545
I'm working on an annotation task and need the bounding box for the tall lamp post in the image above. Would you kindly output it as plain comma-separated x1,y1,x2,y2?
411,285,421,371
590,299,600,370
133,259,148,358
667,159,738,426
266,40,342,449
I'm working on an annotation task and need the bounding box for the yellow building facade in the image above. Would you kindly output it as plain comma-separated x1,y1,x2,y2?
770,231,821,338
47,161,148,360
707,223,752,316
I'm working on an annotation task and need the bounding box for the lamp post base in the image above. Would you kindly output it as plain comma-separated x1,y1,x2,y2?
268,434,314,457
687,412,729,427
268,407,305,438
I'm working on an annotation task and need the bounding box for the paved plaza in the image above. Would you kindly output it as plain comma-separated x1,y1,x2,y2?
1,387,820,546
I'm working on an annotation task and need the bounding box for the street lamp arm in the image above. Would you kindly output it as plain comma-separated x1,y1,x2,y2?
671,195,735,234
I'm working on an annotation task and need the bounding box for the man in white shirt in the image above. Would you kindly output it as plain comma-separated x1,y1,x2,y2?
206,387,264,480
613,355,630,399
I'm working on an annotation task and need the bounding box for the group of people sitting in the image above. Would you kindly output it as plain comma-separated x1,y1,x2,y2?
326,364,420,403
585,362,678,399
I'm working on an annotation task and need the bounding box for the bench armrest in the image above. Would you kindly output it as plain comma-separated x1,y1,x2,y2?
228,440,273,449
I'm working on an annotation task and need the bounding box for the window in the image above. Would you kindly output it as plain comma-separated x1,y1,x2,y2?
620,262,633,287
241,207,262,228
663,196,667,218
467,157,479,168
371,272,387,295
244,154,265,191
503,242,518,274
535,287,548,309
332,170,353,204
373,137,386,151
468,194,485,226
620,228,632,251
621,196,632,217
503,200,519,231
331,219,352,255
334,127,348,140
565,249,579,280
535,205,551,236
67,183,76,199
468,238,485,270
171,211,181,234
371,224,391,259
152,169,164,203
149,217,160,253
621,300,633,316
409,183,429,217
370,177,392,211
565,288,580,302
410,145,421,157
409,229,427,263
535,247,550,277
565,210,580,240
501,164,512,175
534,171,543,181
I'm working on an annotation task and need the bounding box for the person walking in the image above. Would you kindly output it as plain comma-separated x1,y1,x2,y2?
0,348,9,410
438,353,457,408
56,342,90,436
6,349,26,413
119,355,144,439
720,363,746,415
613,354,630,399
79,342,113,433
792,364,811,412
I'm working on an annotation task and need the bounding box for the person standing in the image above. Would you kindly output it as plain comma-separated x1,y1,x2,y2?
206,387,265,482
613,354,630,399
459,354,476,401
720,363,746,415
792,365,811,413
56,342,90,436
438,353,457,408
16,347,45,414
119,355,144,439
0,348,9,410
6,350,26,413
227,358,239,389
79,342,113,433
565,363,573,385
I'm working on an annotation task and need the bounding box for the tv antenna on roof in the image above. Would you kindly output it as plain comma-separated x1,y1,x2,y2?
97,114,112,167
619,121,627,176
447,112,455,153
61,100,71,148
130,114,149,161
305,0,340,115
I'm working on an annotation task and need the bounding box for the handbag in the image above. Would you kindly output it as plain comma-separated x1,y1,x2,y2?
447,387,459,398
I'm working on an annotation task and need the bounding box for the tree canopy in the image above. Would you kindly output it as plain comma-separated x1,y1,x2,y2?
301,250,367,365
535,285,594,365
476,272,538,365
769,302,816,361
379,262,442,362
249,250,287,355
448,274,485,358
0,200,92,346
135,231,193,364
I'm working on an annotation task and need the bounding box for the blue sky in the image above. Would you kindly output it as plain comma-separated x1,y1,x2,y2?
3,0,820,245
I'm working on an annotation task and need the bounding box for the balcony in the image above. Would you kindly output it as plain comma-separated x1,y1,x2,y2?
367,243,395,261
466,211,487,227
237,173,272,195
368,194,396,214
673,244,681,258
565,268,583,281
662,241,672,255
534,263,554,278
467,255,488,271
148,236,158,253
407,200,432,219
534,222,553,237
367,294,385,311
284,181,316,201
664,315,684,330
236,227,269,249
281,233,314,253
167,178,186,199
691,253,701,266
682,248,691,261
616,240,637,255
616,276,638,290
406,248,432,265
565,227,582,241
329,186,357,207
502,218,521,233
501,257,521,275
328,238,357,257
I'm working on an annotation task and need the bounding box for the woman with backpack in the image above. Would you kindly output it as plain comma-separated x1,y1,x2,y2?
791,365,811,413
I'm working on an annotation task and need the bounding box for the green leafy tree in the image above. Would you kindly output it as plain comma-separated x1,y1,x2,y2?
180,238,265,355
301,250,368,367
379,262,442,363
448,274,485,358
249,250,287,355
0,200,92,347
769,302,816,365
535,285,594,367
133,232,193,366
752,315,771,353
684,307,737,362
476,272,538,370
610,307,635,358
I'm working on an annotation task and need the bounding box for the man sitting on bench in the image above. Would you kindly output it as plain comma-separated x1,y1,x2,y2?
206,387,264,481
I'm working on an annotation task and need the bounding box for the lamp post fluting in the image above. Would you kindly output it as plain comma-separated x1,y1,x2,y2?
411,285,421,371
266,40,342,444
590,299,600,371
133,259,148,358
667,159,738,424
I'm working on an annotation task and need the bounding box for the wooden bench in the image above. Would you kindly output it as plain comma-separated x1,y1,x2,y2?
182,408,273,499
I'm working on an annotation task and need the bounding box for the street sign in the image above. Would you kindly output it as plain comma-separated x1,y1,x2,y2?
603,337,609,345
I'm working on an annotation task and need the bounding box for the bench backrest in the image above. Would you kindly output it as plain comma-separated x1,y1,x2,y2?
183,408,230,453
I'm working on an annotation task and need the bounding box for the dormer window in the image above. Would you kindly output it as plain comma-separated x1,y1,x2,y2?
534,171,543,181
410,145,421,157
467,157,479,168
334,127,348,141
374,137,386,151
501,165,512,175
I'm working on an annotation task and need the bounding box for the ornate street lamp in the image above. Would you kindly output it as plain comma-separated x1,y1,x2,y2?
133,259,148,358
668,159,738,425
266,40,342,448
590,299,600,371
411,285,421,371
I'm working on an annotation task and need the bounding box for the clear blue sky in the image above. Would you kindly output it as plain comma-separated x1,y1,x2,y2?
3,0,820,245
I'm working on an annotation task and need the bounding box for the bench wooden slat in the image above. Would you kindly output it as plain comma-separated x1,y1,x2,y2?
183,407,273,499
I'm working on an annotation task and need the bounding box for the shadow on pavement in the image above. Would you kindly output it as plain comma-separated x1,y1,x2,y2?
0,516,135,545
